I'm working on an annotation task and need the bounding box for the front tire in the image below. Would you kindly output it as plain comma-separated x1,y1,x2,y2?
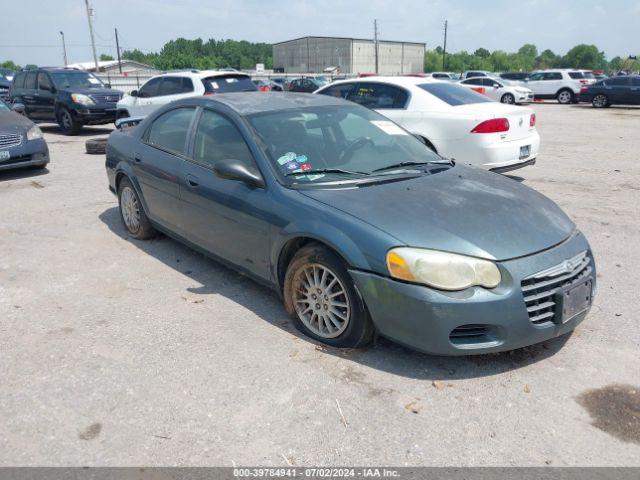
117,177,156,240
557,89,574,105
283,244,373,348
592,94,609,108
57,108,82,135
501,93,515,104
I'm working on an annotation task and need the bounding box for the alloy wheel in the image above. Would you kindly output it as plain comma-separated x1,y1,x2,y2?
61,111,72,131
120,186,141,233
558,91,572,104
502,94,515,104
293,263,350,339
593,94,608,108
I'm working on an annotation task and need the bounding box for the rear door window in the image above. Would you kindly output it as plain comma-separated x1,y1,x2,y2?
544,72,563,80
145,107,196,156
24,71,37,89
418,82,493,106
350,82,409,109
202,75,257,93
157,76,184,96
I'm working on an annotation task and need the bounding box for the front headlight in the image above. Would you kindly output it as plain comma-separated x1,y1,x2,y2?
26,125,43,141
386,248,501,291
71,93,95,105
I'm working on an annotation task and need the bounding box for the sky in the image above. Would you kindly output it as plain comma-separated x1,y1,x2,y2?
1,0,638,66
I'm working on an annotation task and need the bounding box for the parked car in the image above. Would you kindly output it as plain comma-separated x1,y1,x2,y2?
287,77,326,93
9,67,123,135
459,77,534,104
0,68,14,102
499,72,531,82
105,93,595,355
526,69,589,104
578,70,597,85
430,72,457,80
579,75,640,107
0,100,49,172
316,76,539,172
253,79,283,92
461,70,493,80
117,70,257,120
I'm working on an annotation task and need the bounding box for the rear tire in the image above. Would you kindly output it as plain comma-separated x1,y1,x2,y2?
117,177,156,240
592,94,609,108
557,89,574,105
501,93,515,104
283,244,374,349
57,108,82,135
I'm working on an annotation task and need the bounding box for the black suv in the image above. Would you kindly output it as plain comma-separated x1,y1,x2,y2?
9,67,123,135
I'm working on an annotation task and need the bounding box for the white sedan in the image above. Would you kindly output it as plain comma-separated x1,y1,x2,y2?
459,77,534,104
315,77,540,172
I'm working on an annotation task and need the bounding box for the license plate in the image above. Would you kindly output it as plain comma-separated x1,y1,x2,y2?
561,280,592,323
519,145,531,159
0,150,10,161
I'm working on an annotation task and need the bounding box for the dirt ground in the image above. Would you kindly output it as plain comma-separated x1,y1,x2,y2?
1,103,639,466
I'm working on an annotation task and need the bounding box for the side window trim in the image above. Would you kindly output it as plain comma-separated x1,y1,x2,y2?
142,106,198,158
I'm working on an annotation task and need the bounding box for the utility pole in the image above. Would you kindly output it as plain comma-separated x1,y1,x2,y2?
442,20,448,71
84,0,99,71
115,28,122,73
59,31,68,67
374,19,379,74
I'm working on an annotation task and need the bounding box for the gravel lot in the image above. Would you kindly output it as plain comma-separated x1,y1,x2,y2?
1,103,639,466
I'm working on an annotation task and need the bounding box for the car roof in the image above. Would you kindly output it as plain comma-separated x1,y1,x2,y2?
153,70,250,79
184,92,350,115
326,76,439,87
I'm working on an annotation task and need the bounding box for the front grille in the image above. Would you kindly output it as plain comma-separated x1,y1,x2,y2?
521,251,592,325
89,94,120,104
0,133,22,149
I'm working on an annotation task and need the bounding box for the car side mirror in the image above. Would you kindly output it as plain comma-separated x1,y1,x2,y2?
213,159,265,189
104,83,111,89
130,90,138,97
11,103,25,114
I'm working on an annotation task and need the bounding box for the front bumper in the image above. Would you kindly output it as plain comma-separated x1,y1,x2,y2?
73,106,117,125
515,92,534,103
350,231,595,356
0,137,49,171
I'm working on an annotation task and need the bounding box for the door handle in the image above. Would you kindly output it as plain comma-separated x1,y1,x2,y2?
133,152,142,163
186,174,199,188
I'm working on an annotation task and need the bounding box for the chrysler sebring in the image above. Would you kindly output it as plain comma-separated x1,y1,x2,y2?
105,93,595,355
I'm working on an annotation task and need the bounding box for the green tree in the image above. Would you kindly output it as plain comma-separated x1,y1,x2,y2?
1,60,21,70
535,49,561,69
562,44,606,69
474,48,491,59
99,54,114,61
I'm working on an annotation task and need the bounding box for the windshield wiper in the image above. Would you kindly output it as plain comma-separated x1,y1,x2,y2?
372,159,454,173
285,168,370,177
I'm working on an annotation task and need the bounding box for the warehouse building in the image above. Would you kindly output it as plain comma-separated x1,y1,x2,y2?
273,36,425,75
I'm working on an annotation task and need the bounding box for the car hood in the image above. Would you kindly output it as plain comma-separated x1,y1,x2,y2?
299,165,575,261
60,88,122,97
0,111,34,133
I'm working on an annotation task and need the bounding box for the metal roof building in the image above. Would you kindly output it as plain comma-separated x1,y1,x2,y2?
273,36,425,75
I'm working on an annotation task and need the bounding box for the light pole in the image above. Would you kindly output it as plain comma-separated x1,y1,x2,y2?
84,0,99,71
60,31,68,67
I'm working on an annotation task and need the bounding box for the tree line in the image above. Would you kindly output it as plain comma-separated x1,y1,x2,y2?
2,40,637,73
425,43,638,73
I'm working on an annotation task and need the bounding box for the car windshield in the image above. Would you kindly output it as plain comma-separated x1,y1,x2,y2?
50,71,104,89
248,105,446,184
418,83,493,106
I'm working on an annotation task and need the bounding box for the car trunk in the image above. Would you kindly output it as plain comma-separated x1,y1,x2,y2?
458,102,535,142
